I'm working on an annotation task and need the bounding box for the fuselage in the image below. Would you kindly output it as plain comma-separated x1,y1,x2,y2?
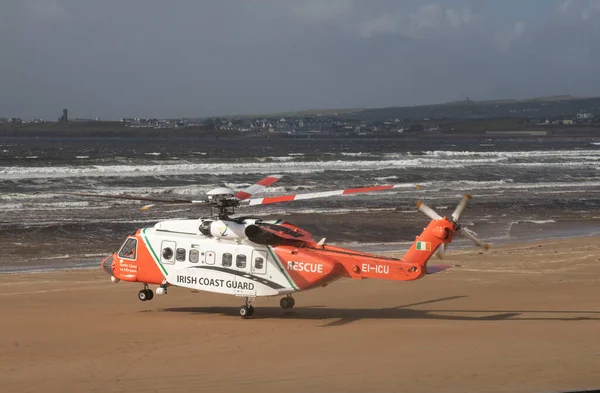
101,216,449,297
103,218,340,297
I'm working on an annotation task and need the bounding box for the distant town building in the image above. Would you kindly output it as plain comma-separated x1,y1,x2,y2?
59,108,68,122
576,112,593,120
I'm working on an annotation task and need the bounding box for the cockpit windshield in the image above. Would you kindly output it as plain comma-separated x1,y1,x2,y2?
118,237,138,260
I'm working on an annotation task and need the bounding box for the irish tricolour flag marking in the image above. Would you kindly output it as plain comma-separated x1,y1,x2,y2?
416,241,431,251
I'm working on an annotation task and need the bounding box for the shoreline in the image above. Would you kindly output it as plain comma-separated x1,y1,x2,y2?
4,231,600,276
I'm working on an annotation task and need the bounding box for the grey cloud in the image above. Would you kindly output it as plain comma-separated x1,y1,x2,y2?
288,0,355,23
1,0,599,120
22,0,69,22
494,21,527,51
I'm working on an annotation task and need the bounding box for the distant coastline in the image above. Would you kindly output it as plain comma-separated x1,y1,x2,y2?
1,122,599,139
2,95,599,138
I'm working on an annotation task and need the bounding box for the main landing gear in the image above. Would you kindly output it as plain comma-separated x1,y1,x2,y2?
280,295,295,309
238,295,296,318
239,297,255,318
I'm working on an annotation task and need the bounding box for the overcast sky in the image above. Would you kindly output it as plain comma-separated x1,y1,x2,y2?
2,0,600,120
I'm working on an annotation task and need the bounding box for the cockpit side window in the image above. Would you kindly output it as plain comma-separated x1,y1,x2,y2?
118,238,137,260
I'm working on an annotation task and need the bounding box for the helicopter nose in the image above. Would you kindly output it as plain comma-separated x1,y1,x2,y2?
101,254,116,277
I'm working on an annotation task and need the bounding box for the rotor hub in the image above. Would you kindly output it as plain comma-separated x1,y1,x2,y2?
206,187,236,198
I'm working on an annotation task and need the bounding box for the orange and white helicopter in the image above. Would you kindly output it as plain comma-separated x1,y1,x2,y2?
72,175,488,318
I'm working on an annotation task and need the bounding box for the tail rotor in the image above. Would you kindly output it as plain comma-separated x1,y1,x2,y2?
460,227,489,250
416,200,443,221
451,193,471,222
436,243,447,260
416,194,489,260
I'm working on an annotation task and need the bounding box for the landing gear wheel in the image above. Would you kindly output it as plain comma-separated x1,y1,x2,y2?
138,289,153,301
280,296,295,309
239,305,253,318
240,296,255,318
138,289,148,301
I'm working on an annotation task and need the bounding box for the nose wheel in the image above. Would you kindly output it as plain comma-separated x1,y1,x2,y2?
138,284,154,301
280,296,295,309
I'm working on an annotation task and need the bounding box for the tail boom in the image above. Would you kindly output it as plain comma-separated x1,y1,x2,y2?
308,217,457,282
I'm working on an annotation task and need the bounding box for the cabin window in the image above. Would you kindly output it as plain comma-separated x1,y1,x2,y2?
189,249,199,263
118,238,137,259
236,254,247,269
162,247,173,260
176,248,186,262
254,256,264,270
222,253,232,267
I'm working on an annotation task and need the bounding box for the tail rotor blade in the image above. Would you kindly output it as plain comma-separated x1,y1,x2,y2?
436,243,447,260
416,201,443,221
460,227,489,250
451,193,471,222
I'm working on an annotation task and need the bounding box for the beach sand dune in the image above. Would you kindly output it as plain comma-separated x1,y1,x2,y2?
2,236,600,393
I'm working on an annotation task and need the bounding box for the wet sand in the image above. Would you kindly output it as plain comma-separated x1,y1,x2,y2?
2,236,600,393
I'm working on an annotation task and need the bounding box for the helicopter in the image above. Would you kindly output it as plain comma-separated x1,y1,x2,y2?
70,175,489,318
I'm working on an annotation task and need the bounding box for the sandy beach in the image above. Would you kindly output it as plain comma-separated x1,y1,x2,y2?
2,235,600,393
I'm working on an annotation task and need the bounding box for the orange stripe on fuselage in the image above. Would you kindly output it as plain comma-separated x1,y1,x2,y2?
273,243,425,286
303,246,425,281
272,246,340,290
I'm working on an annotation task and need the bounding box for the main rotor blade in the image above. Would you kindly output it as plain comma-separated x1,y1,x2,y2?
65,192,194,204
234,174,283,200
416,201,443,220
451,193,471,222
460,227,490,250
140,201,209,211
245,183,421,206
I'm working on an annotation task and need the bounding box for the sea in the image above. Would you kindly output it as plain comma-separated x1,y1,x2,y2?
1,135,600,274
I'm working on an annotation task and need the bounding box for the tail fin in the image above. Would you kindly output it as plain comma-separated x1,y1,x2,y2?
401,195,488,272
401,214,457,270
